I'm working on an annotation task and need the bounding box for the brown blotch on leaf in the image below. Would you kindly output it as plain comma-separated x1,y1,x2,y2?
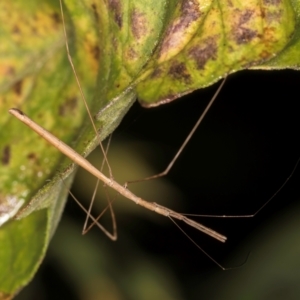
172,0,202,31
239,9,254,25
160,0,201,56
108,0,122,28
91,3,99,22
180,0,201,23
233,10,258,44
27,152,37,161
58,97,78,116
265,11,282,23
188,37,218,70
131,9,147,40
126,47,138,60
150,67,163,79
91,45,100,61
13,80,23,96
51,12,61,24
169,62,191,83
1,146,10,165
235,28,258,44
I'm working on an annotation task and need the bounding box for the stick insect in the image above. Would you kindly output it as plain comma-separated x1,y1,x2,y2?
8,67,229,236
9,1,300,270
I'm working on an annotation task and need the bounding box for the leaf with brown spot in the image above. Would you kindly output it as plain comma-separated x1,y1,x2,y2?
135,0,297,106
0,0,135,296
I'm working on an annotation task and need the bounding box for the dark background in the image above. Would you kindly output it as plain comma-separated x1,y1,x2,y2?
16,70,300,300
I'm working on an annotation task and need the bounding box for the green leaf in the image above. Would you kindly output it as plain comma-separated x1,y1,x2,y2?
135,0,296,106
0,0,135,296
0,210,48,295
0,0,299,297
